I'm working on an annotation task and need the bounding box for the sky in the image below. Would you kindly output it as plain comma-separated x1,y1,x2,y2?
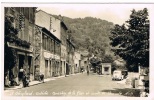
37,4,153,25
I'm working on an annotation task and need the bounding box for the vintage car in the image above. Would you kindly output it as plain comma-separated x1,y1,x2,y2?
112,70,128,81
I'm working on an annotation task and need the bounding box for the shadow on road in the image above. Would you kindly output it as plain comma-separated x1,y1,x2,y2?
100,88,140,97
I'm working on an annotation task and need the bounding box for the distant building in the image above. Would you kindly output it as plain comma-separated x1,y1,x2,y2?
74,51,81,73
101,63,111,75
80,50,89,71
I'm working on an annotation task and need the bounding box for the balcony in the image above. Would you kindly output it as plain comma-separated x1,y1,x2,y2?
7,42,33,52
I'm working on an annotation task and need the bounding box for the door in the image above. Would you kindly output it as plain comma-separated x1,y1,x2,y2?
19,55,25,69
28,56,32,74
45,60,48,78
50,60,52,77
66,63,69,75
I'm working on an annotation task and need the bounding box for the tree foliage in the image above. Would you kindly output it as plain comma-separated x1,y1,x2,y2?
4,15,18,74
110,8,149,71
57,16,114,57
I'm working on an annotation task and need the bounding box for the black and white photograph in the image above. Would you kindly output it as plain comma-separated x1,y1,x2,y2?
1,1,154,99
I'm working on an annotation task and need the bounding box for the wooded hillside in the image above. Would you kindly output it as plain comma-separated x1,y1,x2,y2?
56,15,114,57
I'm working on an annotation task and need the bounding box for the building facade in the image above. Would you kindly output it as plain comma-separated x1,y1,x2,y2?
66,39,75,75
34,25,61,79
60,21,68,76
101,63,111,75
35,10,61,78
74,51,81,73
80,50,89,71
4,7,36,83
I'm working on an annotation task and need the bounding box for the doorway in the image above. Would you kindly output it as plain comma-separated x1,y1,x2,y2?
19,55,25,69
45,60,48,78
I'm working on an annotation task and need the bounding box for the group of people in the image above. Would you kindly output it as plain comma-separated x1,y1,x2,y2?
18,67,30,87
80,65,90,75
4,67,30,87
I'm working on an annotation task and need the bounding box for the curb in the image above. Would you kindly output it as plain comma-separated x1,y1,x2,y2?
4,73,82,91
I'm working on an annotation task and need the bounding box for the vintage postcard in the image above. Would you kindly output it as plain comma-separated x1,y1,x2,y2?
1,2,154,100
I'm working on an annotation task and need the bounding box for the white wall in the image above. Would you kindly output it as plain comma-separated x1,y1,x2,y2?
35,10,61,40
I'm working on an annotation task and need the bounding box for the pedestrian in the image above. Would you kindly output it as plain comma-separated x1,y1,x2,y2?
4,70,10,87
9,69,17,86
87,65,89,75
39,72,44,83
81,68,84,73
18,67,24,84
87,70,89,75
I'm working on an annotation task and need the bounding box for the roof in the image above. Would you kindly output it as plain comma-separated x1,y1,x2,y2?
36,10,60,21
61,21,68,30
80,51,89,56
36,25,61,43
67,39,75,48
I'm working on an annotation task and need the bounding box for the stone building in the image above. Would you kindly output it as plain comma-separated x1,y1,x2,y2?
4,7,36,83
66,39,75,75
74,51,81,73
35,10,61,78
80,50,89,71
34,25,61,79
60,21,68,76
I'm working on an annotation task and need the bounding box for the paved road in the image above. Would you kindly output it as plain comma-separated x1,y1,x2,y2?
4,72,128,97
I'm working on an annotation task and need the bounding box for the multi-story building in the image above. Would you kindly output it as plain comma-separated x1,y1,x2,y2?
80,50,89,71
60,20,68,76
66,39,75,75
35,10,61,78
34,25,61,79
4,7,36,82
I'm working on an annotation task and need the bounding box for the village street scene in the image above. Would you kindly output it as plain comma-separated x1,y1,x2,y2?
3,4,150,98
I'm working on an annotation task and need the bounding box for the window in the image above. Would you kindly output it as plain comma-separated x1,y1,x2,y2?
46,37,48,50
10,7,15,16
55,42,57,54
84,61,87,64
104,67,109,72
49,38,51,52
43,34,48,50
20,7,24,14
42,34,45,49
25,7,29,19
51,39,54,53
5,8,8,14
15,7,20,12
29,8,34,23
48,38,50,51
58,44,60,55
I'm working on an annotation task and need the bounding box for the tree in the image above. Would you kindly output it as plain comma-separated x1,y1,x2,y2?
89,56,101,73
4,15,18,74
102,54,114,63
110,8,149,71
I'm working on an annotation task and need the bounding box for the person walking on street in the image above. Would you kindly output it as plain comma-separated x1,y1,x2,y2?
87,65,89,75
87,70,89,75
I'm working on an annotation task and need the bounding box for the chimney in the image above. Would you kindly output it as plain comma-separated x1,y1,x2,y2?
58,15,63,21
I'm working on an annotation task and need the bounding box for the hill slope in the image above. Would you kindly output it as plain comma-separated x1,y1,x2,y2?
54,15,114,56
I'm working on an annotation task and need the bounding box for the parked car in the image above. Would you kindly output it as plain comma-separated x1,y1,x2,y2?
112,70,128,81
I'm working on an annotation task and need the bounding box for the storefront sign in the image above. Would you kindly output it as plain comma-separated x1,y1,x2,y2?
44,51,54,59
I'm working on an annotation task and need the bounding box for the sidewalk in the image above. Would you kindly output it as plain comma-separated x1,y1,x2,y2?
4,73,81,91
